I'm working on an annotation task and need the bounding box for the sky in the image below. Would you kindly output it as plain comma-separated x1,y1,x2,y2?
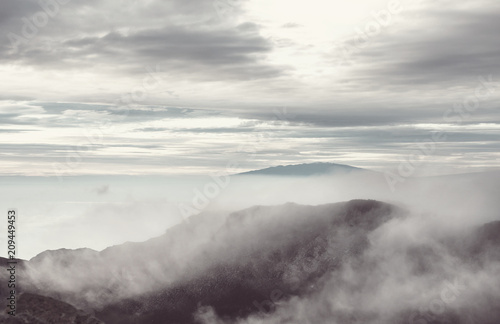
1,0,500,259
1,0,499,177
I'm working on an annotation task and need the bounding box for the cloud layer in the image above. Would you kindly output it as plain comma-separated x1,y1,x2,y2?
0,0,499,175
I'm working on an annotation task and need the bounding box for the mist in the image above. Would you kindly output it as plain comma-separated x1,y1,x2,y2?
4,168,499,323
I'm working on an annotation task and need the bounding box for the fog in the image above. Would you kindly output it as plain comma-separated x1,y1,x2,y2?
216,214,500,324
206,169,500,226
187,170,500,323
2,169,500,323
2,168,498,260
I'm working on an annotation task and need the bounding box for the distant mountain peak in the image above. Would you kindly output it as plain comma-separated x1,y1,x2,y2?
236,162,365,177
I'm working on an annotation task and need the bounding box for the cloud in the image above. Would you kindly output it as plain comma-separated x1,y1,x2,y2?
0,0,284,82
337,0,500,88
1,0,500,175
13,180,500,322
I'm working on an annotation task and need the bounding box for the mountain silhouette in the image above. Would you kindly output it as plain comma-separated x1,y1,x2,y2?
1,200,499,324
236,162,366,176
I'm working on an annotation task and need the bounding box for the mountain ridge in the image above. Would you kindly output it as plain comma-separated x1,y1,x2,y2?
2,200,500,324
235,162,367,177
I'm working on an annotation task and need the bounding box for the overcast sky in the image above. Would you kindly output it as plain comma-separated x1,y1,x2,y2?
1,0,499,176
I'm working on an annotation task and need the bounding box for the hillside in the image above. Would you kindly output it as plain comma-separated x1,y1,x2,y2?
1,200,499,323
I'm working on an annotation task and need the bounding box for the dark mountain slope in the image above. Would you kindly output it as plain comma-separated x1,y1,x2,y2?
0,293,103,324
8,201,500,324
95,200,403,323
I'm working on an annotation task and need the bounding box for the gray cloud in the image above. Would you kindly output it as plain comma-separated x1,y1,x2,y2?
339,0,500,88
1,0,499,176
0,0,284,81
